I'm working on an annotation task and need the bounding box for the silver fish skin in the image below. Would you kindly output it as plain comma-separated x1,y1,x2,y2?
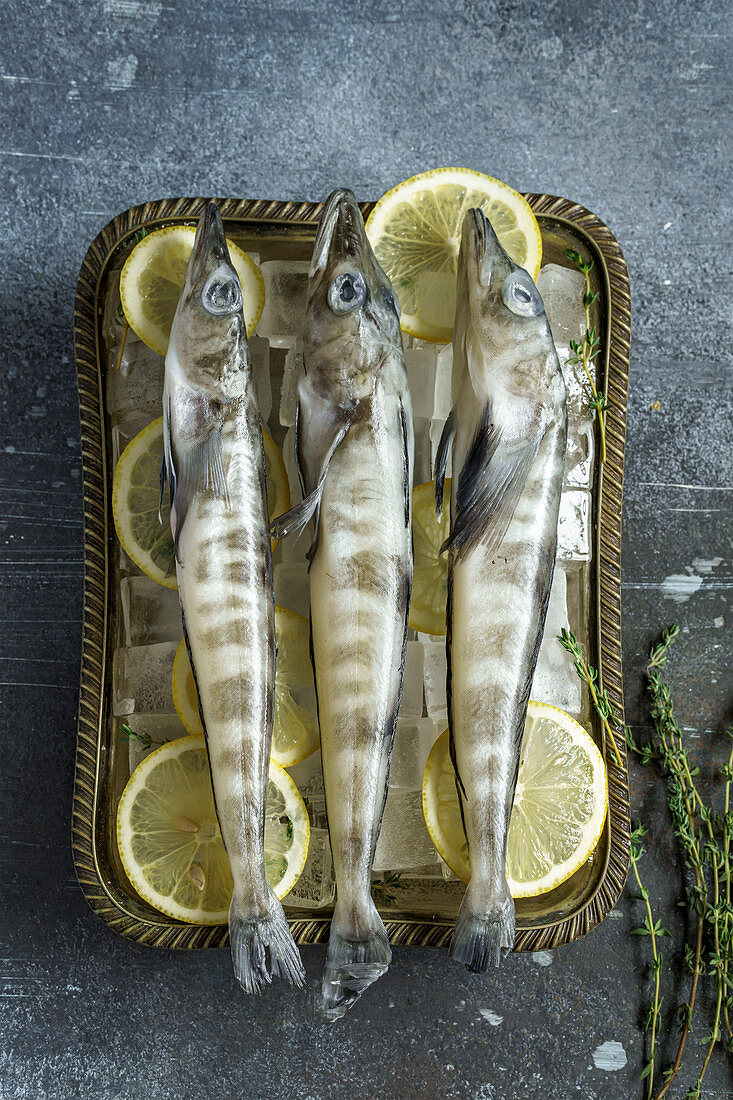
435,209,567,972
272,190,414,1019
163,203,304,994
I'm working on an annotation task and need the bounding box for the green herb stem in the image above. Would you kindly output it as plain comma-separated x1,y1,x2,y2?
563,248,608,465
630,830,664,1100
556,628,622,767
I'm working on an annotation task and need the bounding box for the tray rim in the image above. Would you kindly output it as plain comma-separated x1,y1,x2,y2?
72,193,631,952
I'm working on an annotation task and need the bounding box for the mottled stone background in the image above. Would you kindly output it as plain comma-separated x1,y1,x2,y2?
0,1,730,1097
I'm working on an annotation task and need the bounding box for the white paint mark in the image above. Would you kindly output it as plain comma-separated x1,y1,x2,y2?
539,35,563,59
107,54,138,90
479,1008,504,1026
663,221,672,230
103,0,162,17
0,149,86,163
592,1040,627,1071
692,556,723,575
533,950,553,966
663,278,671,285
638,481,733,492
662,573,703,602
714,616,724,628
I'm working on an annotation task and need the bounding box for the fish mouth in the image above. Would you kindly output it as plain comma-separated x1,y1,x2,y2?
189,202,232,282
311,188,370,275
462,207,505,289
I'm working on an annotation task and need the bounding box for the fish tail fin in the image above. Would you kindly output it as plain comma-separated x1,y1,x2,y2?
321,899,391,1021
228,889,305,994
449,892,515,973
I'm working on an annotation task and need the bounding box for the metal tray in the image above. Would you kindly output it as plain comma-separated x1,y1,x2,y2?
72,193,631,952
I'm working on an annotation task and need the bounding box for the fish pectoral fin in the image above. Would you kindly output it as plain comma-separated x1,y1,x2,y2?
158,453,167,525
169,426,228,551
444,406,542,560
269,481,323,542
434,409,455,518
270,410,350,548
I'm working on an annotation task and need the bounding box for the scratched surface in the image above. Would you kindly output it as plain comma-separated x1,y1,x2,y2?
1,1,731,1097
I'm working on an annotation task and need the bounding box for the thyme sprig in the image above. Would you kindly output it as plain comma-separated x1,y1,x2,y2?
563,247,608,465
631,629,733,1096
629,823,670,1097
557,628,622,767
372,872,406,908
119,722,169,750
566,624,732,1097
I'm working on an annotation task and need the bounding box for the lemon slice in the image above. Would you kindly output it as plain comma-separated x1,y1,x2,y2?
409,479,450,635
422,701,607,898
120,225,265,356
366,168,542,343
112,417,290,588
271,606,320,767
117,733,310,923
172,607,319,767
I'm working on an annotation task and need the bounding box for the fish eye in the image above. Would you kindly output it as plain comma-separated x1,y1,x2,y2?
328,271,367,314
382,286,401,318
501,273,544,318
201,271,243,316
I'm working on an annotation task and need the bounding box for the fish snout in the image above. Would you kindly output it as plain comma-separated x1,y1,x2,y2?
312,189,368,274
189,202,233,285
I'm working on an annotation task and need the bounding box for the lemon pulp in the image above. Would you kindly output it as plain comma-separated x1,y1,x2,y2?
366,167,542,343
117,734,310,923
422,701,608,898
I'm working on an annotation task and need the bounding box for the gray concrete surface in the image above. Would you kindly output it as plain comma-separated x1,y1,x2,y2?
1,1,731,1097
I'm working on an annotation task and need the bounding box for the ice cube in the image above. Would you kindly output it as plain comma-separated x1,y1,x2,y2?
536,263,587,349
556,490,592,562
419,633,447,724
280,427,301,509
564,564,586,641
413,416,433,485
398,640,425,717
558,348,597,430
373,789,440,871
284,827,335,909
249,335,272,424
404,347,439,419
404,345,453,424
430,418,447,472
112,641,178,717
433,345,453,421
288,750,326,826
273,562,310,619
389,717,439,790
111,416,155,469
120,576,182,647
279,340,303,427
564,420,595,489
441,859,459,881
530,565,582,715
397,863,446,880
257,260,310,340
120,712,188,774
106,333,165,423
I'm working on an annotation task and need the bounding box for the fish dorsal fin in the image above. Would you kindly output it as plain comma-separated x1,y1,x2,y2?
434,409,455,519
443,404,542,560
